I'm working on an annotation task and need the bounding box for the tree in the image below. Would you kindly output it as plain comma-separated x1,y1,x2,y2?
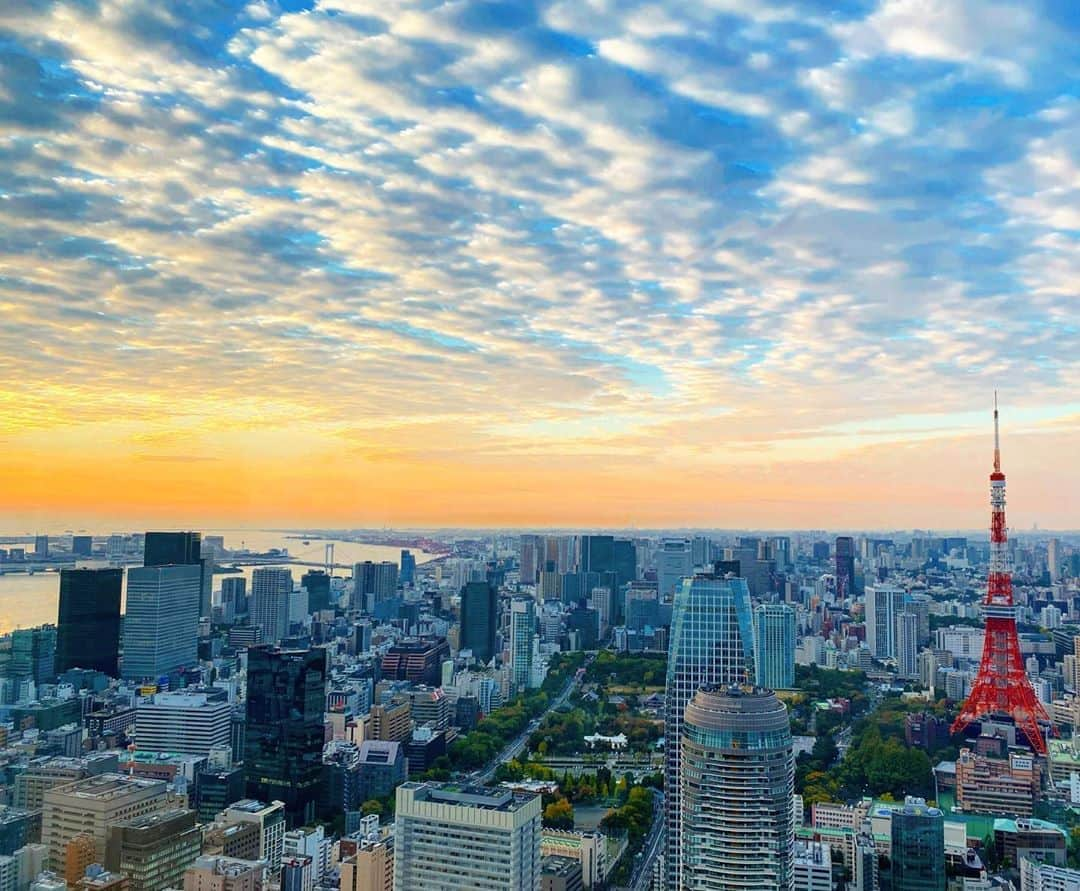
543,798,575,830
360,799,383,817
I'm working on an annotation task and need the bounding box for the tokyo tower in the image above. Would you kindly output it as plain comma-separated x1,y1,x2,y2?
951,396,1051,754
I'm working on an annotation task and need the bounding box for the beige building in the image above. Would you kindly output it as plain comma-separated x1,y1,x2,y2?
540,830,606,889
367,700,411,743
338,833,393,891
956,748,1040,816
183,856,266,891
104,809,201,891
42,774,172,870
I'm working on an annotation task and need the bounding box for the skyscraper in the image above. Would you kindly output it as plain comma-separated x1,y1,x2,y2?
896,612,920,679
665,573,755,889
56,568,123,676
144,532,209,618
459,580,497,665
8,625,58,686
753,603,796,690
510,597,536,696
393,783,541,890
519,535,542,586
222,577,247,617
835,536,856,600
243,647,327,827
1049,538,1062,581
250,568,293,645
351,562,397,613
890,797,945,890
656,538,693,600
680,686,794,890
399,550,416,586
613,539,637,589
123,565,200,681
72,536,93,557
579,535,614,576
865,584,905,659
300,571,332,614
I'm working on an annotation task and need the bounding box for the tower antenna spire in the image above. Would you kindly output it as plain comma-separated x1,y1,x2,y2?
993,390,1000,474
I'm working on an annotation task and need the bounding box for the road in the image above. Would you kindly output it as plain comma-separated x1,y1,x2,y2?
472,654,594,785
627,790,665,891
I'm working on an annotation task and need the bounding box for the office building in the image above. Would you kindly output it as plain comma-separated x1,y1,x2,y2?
243,648,327,827
679,687,794,890
865,584,905,660
56,569,123,676
380,639,449,686
366,700,411,743
280,857,311,891
753,603,796,690
519,535,542,586
339,831,393,891
0,809,39,858
400,550,416,586
393,783,541,890
222,802,285,872
613,539,636,589
64,835,97,887
7,626,57,686
510,598,537,696
34,536,49,558
104,809,201,891
351,562,397,613
222,578,248,617
792,841,831,891
835,536,856,600
851,829,878,891
123,565,201,681
540,856,582,891
144,532,209,619
300,572,332,615
656,538,693,599
195,769,245,824
665,573,755,889
135,691,232,756
182,856,265,891
77,866,130,891
72,536,93,557
1020,859,1080,891
460,580,497,664
890,797,945,890
540,831,605,890
956,748,1039,816
249,569,293,645
41,774,171,869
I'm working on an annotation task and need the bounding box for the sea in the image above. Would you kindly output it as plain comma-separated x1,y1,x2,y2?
0,529,435,634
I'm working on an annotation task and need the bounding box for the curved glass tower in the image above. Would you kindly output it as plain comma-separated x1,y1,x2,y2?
680,686,794,890
664,573,755,889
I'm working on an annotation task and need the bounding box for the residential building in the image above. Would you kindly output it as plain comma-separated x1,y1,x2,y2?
300,572,332,615
897,612,920,679
351,563,397,613
7,626,57,686
956,749,1039,816
865,585,905,660
393,783,541,890
510,598,536,696
249,570,293,646
679,686,794,890
338,832,392,891
182,856,265,891
664,573,754,889
792,841,831,891
56,569,123,676
222,802,285,873
754,603,796,690
1020,859,1080,891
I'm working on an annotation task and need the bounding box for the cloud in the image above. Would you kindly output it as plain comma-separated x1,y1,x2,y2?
0,0,1078,527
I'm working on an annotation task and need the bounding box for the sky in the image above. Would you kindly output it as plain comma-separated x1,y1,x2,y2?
1,0,1078,532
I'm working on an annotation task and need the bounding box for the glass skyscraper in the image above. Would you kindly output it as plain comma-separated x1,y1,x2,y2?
243,646,327,828
122,564,201,681
56,568,123,677
460,580,497,665
753,602,796,690
681,686,794,890
890,797,945,890
664,573,755,890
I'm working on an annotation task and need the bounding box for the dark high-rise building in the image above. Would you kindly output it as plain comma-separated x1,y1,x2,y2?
72,536,93,557
400,550,416,586
301,571,332,614
243,646,327,828
460,581,497,665
351,561,397,612
579,535,614,575
221,577,247,616
195,768,245,823
812,541,830,562
34,535,49,557
56,568,123,676
613,539,637,588
144,531,210,618
835,536,856,600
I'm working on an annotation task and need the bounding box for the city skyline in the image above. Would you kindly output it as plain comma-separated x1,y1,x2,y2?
3,1,1078,531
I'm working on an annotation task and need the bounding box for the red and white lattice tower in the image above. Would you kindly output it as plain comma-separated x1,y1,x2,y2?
951,396,1051,754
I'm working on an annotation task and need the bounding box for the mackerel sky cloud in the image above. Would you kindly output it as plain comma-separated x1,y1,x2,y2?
1,0,1077,530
